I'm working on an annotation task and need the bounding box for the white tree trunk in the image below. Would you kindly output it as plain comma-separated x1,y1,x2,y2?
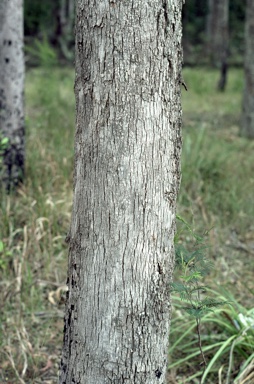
0,0,25,190
241,0,254,138
59,1,183,383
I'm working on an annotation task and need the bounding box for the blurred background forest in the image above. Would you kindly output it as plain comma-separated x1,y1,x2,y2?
1,1,254,383
23,0,245,66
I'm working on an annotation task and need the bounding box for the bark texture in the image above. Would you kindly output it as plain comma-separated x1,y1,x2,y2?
60,1,183,383
0,0,25,190
207,0,229,90
241,0,254,139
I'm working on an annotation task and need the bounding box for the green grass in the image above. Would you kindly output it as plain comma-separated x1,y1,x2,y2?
179,68,254,231
0,66,254,383
170,68,254,384
0,67,75,384
169,286,254,383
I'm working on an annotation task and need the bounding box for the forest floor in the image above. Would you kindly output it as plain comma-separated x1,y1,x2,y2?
0,67,253,384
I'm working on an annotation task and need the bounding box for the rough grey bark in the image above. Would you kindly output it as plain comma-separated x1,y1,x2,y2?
241,0,254,139
207,0,229,90
0,0,25,190
59,1,183,383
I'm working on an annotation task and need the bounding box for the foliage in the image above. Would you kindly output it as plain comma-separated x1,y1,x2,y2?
182,0,208,46
23,0,246,66
25,35,58,67
169,288,254,383
24,0,57,38
0,240,13,271
229,0,246,62
182,0,245,65
24,0,75,65
171,215,231,381
0,137,9,152
0,136,9,163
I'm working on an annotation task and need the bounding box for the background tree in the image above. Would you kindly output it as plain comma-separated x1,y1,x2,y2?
59,0,183,383
24,0,75,64
181,0,245,67
23,0,246,68
0,0,25,190
206,0,229,90
182,0,208,64
229,0,245,62
241,0,254,139
55,0,75,61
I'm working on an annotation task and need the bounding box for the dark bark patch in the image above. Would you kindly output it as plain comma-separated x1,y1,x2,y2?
3,40,12,46
162,0,169,28
157,263,163,274
155,369,162,378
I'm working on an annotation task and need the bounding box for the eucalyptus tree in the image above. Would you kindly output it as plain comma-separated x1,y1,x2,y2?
0,0,25,190
241,0,254,139
59,1,183,383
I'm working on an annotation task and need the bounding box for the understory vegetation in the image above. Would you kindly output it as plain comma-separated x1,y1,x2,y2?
0,67,254,383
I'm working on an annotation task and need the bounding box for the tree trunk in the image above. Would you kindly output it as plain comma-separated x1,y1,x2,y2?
56,0,75,61
59,1,183,383
207,0,229,91
0,0,25,191
241,0,254,139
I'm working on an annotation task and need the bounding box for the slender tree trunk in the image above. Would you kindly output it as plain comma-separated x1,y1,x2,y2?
0,0,25,191
59,1,183,383
57,0,75,61
241,0,254,139
207,0,229,91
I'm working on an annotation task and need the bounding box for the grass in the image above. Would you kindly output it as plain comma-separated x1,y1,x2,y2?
0,66,254,383
0,67,74,383
169,287,254,383
169,68,254,383
180,68,254,231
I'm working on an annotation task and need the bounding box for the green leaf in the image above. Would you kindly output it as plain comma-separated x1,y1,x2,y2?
201,334,238,383
170,282,188,292
1,137,9,145
180,271,202,282
176,214,190,227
